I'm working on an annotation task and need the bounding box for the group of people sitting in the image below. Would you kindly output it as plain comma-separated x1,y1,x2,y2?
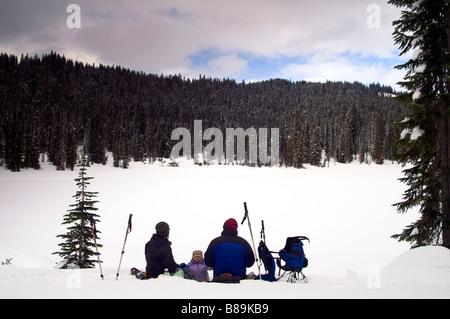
140,218,255,282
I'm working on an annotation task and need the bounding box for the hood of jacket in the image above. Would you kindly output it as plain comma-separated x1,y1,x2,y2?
221,229,238,237
148,234,169,247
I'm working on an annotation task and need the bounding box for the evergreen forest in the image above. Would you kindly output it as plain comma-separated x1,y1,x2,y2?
0,52,405,171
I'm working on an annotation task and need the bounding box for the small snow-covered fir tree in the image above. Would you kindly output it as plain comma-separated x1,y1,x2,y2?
54,156,102,268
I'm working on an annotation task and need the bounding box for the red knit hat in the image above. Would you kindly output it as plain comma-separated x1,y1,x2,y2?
223,218,238,231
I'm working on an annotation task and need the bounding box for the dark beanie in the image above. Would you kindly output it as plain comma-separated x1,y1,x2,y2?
155,221,170,238
223,218,238,231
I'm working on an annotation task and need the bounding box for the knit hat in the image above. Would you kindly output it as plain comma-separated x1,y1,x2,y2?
155,221,170,238
192,250,203,259
223,218,238,231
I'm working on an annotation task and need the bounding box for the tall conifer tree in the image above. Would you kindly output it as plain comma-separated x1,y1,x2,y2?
390,0,450,247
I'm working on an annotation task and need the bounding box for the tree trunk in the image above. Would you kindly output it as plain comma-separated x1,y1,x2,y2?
440,5,450,248
440,105,450,248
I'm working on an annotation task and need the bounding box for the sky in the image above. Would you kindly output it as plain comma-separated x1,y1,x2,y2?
0,0,409,90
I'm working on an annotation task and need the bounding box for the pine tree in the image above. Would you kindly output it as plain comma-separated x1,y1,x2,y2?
4,107,23,172
336,117,353,163
389,0,450,248
23,112,41,170
309,126,322,166
65,128,77,171
373,111,386,165
48,121,65,171
54,156,102,268
86,112,106,165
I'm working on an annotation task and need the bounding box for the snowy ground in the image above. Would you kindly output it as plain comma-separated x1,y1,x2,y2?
1,157,450,299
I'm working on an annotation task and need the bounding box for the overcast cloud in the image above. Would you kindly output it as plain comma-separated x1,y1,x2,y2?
0,0,407,89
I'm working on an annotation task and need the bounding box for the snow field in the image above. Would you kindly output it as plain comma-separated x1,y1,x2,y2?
1,158,450,299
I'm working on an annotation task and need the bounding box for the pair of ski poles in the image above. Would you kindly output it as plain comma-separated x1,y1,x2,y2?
88,213,133,280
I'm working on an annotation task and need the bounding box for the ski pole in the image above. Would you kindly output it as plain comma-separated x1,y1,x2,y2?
116,213,133,280
241,202,261,279
88,214,104,280
260,220,266,244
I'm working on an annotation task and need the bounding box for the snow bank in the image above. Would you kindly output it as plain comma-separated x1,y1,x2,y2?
381,246,450,287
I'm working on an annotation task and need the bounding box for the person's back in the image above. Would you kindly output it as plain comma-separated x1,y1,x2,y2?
145,222,178,278
204,218,255,278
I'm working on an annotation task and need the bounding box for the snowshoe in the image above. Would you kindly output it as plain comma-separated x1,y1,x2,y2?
131,267,147,280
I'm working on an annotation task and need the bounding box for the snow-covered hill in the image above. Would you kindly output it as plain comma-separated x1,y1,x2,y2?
1,158,450,299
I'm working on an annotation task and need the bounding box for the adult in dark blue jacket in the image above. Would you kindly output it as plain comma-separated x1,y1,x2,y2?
204,218,255,278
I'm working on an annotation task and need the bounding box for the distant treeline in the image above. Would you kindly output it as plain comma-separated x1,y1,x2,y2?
0,52,405,171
